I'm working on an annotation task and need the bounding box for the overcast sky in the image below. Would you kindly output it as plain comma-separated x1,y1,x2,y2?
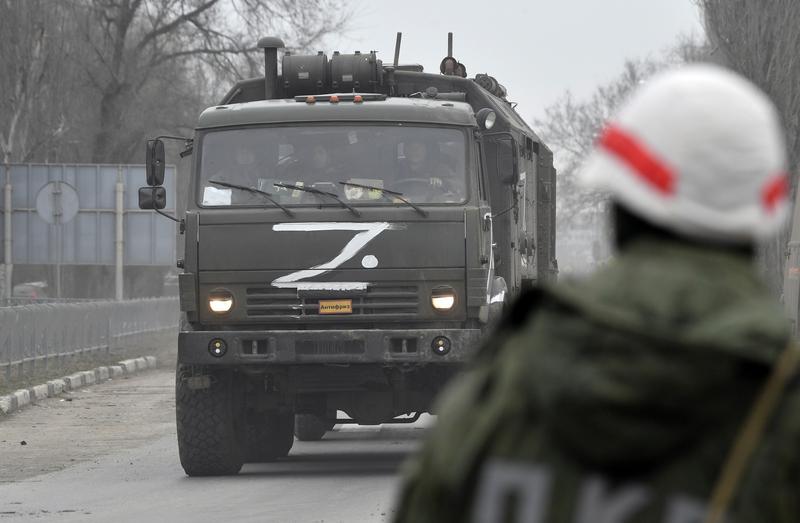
329,0,703,125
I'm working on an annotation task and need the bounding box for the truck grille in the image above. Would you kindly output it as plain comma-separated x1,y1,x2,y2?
296,339,365,356
244,283,419,319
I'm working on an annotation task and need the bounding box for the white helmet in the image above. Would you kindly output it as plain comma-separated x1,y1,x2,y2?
580,64,789,243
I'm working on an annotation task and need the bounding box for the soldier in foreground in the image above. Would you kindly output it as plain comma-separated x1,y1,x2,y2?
394,65,798,522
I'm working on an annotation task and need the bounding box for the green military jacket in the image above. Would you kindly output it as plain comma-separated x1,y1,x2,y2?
395,239,798,523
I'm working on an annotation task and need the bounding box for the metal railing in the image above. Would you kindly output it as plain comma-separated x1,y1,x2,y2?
0,297,179,382
1,297,102,307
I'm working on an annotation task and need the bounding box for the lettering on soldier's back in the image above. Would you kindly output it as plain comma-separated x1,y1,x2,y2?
473,461,712,523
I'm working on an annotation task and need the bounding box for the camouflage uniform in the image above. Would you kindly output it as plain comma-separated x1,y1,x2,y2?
394,238,797,523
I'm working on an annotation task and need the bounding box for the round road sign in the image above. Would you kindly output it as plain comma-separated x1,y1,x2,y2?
35,181,80,225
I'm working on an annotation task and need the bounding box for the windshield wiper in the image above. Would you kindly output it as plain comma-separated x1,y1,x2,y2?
274,182,361,217
338,181,428,217
208,179,294,217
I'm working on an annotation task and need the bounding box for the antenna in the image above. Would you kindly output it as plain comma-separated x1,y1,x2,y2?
447,32,453,57
393,32,402,67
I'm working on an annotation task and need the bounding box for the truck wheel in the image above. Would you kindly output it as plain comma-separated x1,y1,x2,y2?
175,366,243,476
294,414,330,441
245,411,295,462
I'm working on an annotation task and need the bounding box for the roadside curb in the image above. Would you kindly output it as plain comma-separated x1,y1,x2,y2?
0,355,159,417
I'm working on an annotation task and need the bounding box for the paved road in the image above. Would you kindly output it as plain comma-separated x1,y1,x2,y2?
0,368,430,522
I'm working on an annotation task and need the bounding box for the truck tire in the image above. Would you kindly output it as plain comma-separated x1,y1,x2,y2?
176,366,244,476
245,411,295,462
294,414,330,441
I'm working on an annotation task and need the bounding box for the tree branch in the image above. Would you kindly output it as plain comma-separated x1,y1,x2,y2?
135,0,219,53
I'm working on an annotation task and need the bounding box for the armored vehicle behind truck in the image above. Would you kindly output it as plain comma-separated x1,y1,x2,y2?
140,34,557,475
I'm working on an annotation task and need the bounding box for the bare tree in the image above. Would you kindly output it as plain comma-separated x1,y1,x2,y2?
0,1,74,164
70,0,351,163
535,60,665,244
698,0,800,291
0,0,351,165
535,39,709,272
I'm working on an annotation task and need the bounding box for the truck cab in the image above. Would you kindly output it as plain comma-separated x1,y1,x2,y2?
140,36,556,476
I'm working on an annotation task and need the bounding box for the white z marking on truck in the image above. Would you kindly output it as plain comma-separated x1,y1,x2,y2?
271,222,400,290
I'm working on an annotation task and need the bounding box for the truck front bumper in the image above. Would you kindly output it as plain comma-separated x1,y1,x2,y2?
178,328,483,366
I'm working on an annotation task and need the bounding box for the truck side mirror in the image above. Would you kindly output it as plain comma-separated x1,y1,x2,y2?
146,139,166,186
139,186,167,210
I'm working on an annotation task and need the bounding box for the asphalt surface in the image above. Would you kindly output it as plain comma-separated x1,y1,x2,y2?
0,368,431,522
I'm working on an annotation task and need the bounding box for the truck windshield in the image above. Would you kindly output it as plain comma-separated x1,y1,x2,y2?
198,125,467,207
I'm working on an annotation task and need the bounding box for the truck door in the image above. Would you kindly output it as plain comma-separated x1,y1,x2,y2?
519,136,537,285
483,135,521,294
476,141,492,268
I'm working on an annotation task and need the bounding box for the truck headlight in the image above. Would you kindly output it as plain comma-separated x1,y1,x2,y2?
431,287,456,311
208,290,234,313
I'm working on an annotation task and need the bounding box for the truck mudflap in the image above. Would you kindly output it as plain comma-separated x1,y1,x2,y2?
178,328,483,365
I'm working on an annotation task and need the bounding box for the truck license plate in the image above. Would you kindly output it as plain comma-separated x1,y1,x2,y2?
318,299,353,314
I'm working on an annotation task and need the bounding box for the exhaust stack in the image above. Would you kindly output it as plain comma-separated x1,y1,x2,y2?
393,32,402,67
257,36,285,99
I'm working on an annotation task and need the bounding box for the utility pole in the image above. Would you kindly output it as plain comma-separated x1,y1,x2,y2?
3,147,12,302
115,166,124,301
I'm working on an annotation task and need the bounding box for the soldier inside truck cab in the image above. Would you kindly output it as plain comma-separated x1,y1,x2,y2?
285,143,336,181
201,134,268,205
398,139,465,202
394,139,466,202
199,125,469,207
282,142,342,198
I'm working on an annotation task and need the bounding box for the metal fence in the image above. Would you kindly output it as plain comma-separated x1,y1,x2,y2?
0,297,179,381
1,297,101,307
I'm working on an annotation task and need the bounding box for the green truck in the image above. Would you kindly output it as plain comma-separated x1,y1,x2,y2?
140,34,557,475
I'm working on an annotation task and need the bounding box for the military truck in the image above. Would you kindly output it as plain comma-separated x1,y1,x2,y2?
139,34,557,476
